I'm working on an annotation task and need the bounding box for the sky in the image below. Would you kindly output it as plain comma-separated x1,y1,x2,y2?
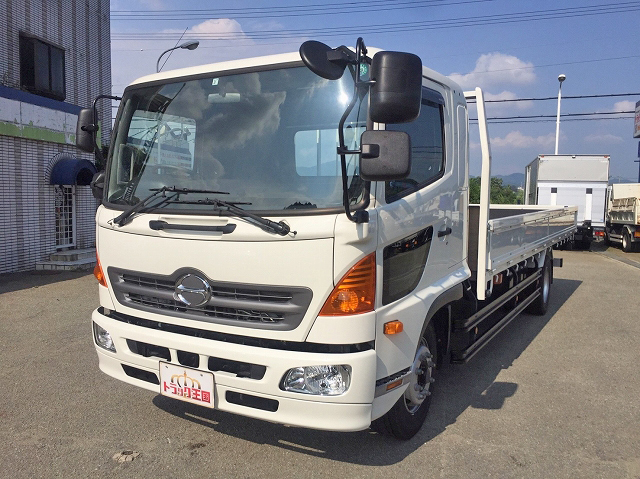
109,0,640,182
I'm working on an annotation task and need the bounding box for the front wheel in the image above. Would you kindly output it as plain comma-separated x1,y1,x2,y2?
371,323,437,440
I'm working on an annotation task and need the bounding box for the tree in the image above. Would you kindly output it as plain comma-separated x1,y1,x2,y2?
469,177,522,204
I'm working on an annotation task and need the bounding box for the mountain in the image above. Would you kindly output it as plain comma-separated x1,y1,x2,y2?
495,173,525,188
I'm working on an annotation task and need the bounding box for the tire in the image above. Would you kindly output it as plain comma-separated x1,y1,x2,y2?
527,256,551,315
622,231,632,253
371,323,437,440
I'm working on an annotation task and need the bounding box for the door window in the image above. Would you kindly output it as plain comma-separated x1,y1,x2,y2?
385,88,445,203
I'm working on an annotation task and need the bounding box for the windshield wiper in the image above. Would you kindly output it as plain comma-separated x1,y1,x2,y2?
113,186,229,226
186,197,295,236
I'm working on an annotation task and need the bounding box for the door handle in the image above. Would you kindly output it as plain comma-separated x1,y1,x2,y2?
438,227,452,238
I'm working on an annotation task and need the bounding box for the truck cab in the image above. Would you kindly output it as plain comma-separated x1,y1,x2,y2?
78,40,575,439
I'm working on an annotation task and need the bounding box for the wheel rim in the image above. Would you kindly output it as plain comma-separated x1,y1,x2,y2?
623,234,629,250
403,339,435,414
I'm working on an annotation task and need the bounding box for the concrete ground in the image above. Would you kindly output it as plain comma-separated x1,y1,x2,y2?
1,249,639,479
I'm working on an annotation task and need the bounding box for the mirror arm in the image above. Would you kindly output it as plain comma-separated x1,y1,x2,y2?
336,37,371,224
327,45,357,66
87,94,122,163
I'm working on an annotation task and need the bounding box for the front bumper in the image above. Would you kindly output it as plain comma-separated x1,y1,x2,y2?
92,308,377,432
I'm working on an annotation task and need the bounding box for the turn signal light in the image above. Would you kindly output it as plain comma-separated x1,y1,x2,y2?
384,320,404,335
319,253,376,316
94,253,107,287
386,379,403,391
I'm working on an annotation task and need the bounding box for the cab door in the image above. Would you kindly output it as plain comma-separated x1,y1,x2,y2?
374,84,463,376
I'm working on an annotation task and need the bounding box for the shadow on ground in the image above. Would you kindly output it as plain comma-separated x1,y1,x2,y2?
590,241,640,269
0,270,92,294
153,277,582,466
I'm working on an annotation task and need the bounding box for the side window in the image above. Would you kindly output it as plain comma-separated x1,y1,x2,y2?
385,88,445,203
19,33,66,101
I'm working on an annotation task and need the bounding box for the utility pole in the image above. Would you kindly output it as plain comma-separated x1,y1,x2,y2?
554,74,566,155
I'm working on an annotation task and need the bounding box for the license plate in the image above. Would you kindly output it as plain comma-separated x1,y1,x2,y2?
159,362,215,408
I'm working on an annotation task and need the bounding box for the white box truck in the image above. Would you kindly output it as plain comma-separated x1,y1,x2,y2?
606,183,640,252
76,38,576,439
524,155,609,248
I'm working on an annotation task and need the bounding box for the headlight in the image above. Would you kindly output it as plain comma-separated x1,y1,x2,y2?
93,322,116,352
281,365,351,396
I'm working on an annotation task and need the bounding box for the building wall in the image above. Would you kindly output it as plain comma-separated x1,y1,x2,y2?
0,0,111,273
0,136,97,272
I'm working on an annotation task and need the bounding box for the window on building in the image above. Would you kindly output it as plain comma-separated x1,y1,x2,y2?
385,87,446,203
19,33,66,101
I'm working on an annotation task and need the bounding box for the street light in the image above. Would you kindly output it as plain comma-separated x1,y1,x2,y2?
156,40,200,73
554,73,566,155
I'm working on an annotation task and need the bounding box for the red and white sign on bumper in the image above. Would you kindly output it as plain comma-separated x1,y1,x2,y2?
160,362,215,407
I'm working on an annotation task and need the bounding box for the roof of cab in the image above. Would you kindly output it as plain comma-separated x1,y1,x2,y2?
127,47,461,96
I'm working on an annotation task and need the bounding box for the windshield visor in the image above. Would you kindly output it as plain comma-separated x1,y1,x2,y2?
107,66,368,212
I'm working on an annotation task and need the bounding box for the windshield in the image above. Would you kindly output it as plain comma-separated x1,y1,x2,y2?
107,65,368,212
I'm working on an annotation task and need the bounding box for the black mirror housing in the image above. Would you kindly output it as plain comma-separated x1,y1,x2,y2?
76,108,97,153
369,51,422,124
90,171,105,201
359,130,411,181
299,41,350,80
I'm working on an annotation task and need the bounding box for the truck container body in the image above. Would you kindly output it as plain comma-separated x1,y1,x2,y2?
79,41,576,439
606,183,640,252
524,155,609,247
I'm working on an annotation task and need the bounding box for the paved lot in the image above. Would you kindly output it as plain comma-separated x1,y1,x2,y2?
591,240,640,269
1,249,639,479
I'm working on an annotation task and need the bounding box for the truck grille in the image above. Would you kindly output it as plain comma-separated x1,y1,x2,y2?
108,268,313,330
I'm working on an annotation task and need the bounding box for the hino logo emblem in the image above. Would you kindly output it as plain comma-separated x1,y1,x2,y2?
174,274,211,307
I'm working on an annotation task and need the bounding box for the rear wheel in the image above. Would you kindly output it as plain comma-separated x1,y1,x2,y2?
527,256,551,315
371,323,437,440
622,231,633,252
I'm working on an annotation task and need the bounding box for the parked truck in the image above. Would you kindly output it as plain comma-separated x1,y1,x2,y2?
524,154,609,249
76,38,577,439
606,183,640,252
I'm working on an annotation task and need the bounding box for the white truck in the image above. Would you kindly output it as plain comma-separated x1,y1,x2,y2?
606,183,640,252
524,154,609,249
76,38,576,439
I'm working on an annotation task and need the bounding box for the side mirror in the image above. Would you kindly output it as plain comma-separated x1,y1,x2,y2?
90,171,105,201
299,41,354,80
359,130,411,181
76,108,97,153
369,51,422,124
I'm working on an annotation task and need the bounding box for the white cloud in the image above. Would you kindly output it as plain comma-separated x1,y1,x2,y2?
484,90,533,111
138,0,166,10
188,18,246,37
613,100,635,112
110,17,305,96
112,18,259,93
584,133,624,144
449,53,536,90
491,131,555,149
